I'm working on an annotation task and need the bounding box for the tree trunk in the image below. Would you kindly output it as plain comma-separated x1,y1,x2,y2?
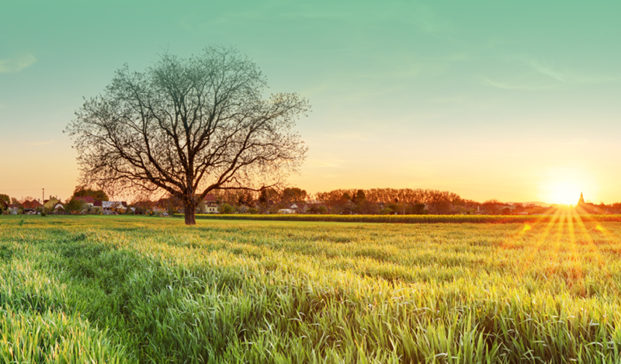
184,200,196,225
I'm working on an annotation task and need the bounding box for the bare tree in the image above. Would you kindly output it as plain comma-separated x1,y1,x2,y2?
66,47,308,224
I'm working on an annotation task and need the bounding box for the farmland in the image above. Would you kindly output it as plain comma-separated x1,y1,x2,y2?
1,213,621,362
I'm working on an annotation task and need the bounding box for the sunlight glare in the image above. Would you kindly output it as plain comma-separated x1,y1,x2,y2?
546,180,581,205
540,168,595,205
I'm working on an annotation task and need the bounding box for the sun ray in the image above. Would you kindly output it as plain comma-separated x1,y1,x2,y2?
565,207,585,295
517,207,563,276
575,205,615,242
509,206,556,239
552,207,566,258
571,207,605,269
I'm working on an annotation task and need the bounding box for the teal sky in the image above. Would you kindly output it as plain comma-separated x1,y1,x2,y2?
2,1,621,202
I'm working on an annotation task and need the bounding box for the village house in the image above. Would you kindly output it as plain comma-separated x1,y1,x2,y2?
53,203,65,214
277,203,300,214
22,199,42,214
8,204,20,215
277,207,296,214
92,200,103,213
102,201,128,215
203,194,219,214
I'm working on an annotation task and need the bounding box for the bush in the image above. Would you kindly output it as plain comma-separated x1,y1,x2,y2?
380,207,394,215
219,203,236,214
308,204,328,214
65,199,86,214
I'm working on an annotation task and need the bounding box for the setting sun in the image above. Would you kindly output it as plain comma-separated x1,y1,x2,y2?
540,168,596,205
545,180,581,205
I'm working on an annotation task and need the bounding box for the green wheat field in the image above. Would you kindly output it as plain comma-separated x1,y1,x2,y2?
1,214,620,363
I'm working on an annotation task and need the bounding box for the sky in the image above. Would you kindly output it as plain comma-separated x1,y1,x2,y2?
1,0,621,203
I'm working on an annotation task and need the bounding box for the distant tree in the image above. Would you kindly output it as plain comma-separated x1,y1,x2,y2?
0,194,9,212
237,192,255,207
66,47,308,225
213,189,256,208
408,202,427,214
219,203,236,214
132,200,155,215
133,205,147,215
258,188,280,212
72,186,109,201
308,204,328,214
481,200,503,215
353,189,366,203
380,206,394,215
158,196,182,215
611,203,621,213
280,187,307,206
65,198,86,214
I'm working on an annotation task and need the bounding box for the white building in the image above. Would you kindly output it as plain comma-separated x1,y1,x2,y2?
102,201,127,215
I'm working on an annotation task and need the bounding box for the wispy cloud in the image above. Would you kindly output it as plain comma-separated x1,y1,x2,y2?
481,77,555,91
483,55,621,90
522,57,620,84
521,58,566,83
0,53,37,73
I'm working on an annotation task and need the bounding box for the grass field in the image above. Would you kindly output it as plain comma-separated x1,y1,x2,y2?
1,213,621,362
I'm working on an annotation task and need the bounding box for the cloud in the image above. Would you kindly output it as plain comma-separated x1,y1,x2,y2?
481,55,621,91
481,77,555,91
523,57,620,85
0,53,37,73
521,58,567,83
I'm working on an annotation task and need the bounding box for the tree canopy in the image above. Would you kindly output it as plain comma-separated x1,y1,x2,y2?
72,186,109,201
66,47,308,224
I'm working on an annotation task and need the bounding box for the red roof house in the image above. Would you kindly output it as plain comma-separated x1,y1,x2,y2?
22,200,42,210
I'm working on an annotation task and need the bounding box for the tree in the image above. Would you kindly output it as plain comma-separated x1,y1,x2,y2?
0,194,9,212
280,187,307,206
258,188,280,211
72,186,109,201
353,189,366,203
65,198,86,214
219,203,236,214
66,47,308,224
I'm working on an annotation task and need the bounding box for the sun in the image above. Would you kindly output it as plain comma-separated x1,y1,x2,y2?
545,180,582,205
540,167,594,205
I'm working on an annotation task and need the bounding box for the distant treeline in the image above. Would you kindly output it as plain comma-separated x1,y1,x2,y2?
204,187,621,215
205,187,550,215
4,186,621,216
